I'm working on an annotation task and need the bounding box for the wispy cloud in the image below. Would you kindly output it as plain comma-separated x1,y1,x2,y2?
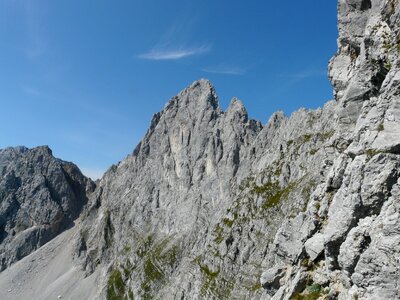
138,45,211,60
278,69,326,79
138,18,211,61
202,65,246,75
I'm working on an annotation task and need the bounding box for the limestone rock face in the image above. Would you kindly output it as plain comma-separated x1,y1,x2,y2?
72,1,400,299
0,146,94,271
70,1,400,297
1,0,400,299
75,76,339,299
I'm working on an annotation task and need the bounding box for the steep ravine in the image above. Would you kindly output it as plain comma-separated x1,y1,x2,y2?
1,0,400,299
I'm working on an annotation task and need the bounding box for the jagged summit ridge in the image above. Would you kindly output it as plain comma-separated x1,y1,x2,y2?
72,74,338,299
73,0,400,298
1,0,400,299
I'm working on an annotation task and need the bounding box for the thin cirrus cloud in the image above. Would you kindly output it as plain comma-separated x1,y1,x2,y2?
279,69,327,79
201,66,246,76
138,45,211,60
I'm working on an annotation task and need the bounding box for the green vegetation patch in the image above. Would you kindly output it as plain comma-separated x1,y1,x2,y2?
107,269,125,300
195,257,234,299
128,289,134,300
157,244,179,268
107,234,180,300
106,261,136,300
317,130,334,142
200,276,234,299
383,42,392,49
213,224,225,244
301,134,313,143
140,258,165,299
143,258,163,282
123,245,131,254
288,130,335,155
244,282,262,292
290,284,324,300
239,175,256,191
251,181,297,210
199,263,220,279
222,217,234,228
365,149,385,160
137,235,180,299
136,234,154,258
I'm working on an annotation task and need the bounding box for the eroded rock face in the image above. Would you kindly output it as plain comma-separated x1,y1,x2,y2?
73,76,338,299
1,1,400,300
0,146,94,271
270,0,400,299
71,1,400,299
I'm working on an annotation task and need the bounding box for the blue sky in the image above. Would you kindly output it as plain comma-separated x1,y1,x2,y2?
0,0,338,179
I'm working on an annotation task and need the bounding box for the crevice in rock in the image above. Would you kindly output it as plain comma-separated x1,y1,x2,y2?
103,210,115,249
326,198,364,270
361,165,399,217
327,162,400,271
348,234,371,277
77,234,88,257
225,235,234,248
388,144,400,155
360,0,372,11
370,60,390,96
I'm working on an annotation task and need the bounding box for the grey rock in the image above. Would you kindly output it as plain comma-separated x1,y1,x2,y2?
71,76,337,299
260,265,286,293
0,146,94,271
304,233,325,262
338,217,372,274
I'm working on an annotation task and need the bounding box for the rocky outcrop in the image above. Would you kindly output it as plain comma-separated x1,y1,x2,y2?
1,0,400,299
0,146,94,271
266,1,400,299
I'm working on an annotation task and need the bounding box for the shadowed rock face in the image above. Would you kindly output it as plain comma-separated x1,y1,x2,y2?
0,146,95,271
1,0,400,299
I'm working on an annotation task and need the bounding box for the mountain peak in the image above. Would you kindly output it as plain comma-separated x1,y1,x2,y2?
32,145,53,156
163,78,221,115
225,97,248,122
188,78,214,90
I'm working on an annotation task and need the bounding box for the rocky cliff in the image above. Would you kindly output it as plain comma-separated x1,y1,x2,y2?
0,146,94,271
1,0,400,299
